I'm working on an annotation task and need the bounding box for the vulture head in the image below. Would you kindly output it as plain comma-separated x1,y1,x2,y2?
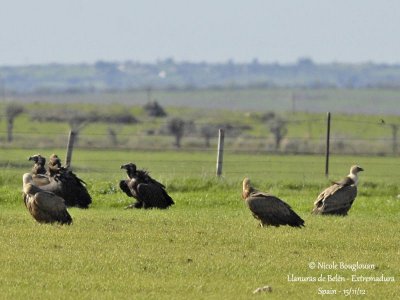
28,154,46,165
121,163,137,178
350,165,364,175
28,154,47,175
48,154,62,176
242,177,257,199
49,154,62,168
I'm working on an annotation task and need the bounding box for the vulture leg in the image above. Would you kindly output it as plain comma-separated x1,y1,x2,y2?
125,201,144,209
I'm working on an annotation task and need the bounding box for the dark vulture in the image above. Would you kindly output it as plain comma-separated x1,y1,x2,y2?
27,154,51,186
22,173,72,225
47,153,62,177
242,178,304,228
312,165,364,216
28,154,47,175
28,153,92,209
120,163,174,209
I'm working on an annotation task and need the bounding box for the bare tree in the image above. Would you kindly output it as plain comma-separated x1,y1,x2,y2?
200,125,215,147
268,117,288,151
260,111,276,122
167,118,185,148
107,127,118,145
5,103,24,143
64,111,89,133
143,101,167,117
30,108,137,124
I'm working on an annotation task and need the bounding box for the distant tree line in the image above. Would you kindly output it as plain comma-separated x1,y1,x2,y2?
2,58,400,94
3,101,398,155
2,101,290,151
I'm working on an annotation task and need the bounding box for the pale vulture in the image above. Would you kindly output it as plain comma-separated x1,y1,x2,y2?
312,165,364,216
242,178,304,227
22,173,72,225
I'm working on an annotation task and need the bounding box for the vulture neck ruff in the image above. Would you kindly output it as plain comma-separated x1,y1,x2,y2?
242,178,258,199
348,166,362,186
22,173,33,186
347,173,358,186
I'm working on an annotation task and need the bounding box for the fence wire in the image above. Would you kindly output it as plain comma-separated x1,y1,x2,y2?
0,114,398,182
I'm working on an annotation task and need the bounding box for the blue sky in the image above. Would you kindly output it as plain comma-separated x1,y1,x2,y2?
0,0,399,65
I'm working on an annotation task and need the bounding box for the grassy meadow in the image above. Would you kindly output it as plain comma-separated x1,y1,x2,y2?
0,89,399,298
0,149,399,299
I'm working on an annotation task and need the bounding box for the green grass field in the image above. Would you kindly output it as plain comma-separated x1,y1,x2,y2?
0,149,399,299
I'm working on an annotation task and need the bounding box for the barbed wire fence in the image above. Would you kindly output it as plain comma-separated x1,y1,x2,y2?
1,115,397,153
0,111,398,181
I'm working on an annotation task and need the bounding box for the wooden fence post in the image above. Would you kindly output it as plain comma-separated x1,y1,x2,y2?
65,130,76,168
390,124,399,155
325,112,331,177
216,128,225,177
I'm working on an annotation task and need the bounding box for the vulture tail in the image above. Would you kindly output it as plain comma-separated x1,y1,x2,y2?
162,190,175,207
288,212,305,228
59,210,73,225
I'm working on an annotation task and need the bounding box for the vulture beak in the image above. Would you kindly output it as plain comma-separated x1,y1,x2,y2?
121,163,136,169
358,167,364,172
28,154,42,162
120,163,137,175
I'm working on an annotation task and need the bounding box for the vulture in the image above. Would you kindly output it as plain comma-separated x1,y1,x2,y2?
28,154,51,186
22,173,72,225
28,154,92,209
120,163,174,209
242,178,304,228
48,153,62,177
312,165,364,216
28,154,47,175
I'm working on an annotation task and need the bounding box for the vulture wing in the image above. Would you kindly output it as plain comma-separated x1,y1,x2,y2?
136,170,166,189
26,190,72,225
146,177,166,189
246,192,304,227
33,172,91,208
137,183,174,209
332,176,354,187
33,177,62,193
120,178,145,209
55,170,92,208
119,180,134,197
313,185,357,215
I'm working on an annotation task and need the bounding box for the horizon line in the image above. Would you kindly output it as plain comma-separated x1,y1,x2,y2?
1,57,400,68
